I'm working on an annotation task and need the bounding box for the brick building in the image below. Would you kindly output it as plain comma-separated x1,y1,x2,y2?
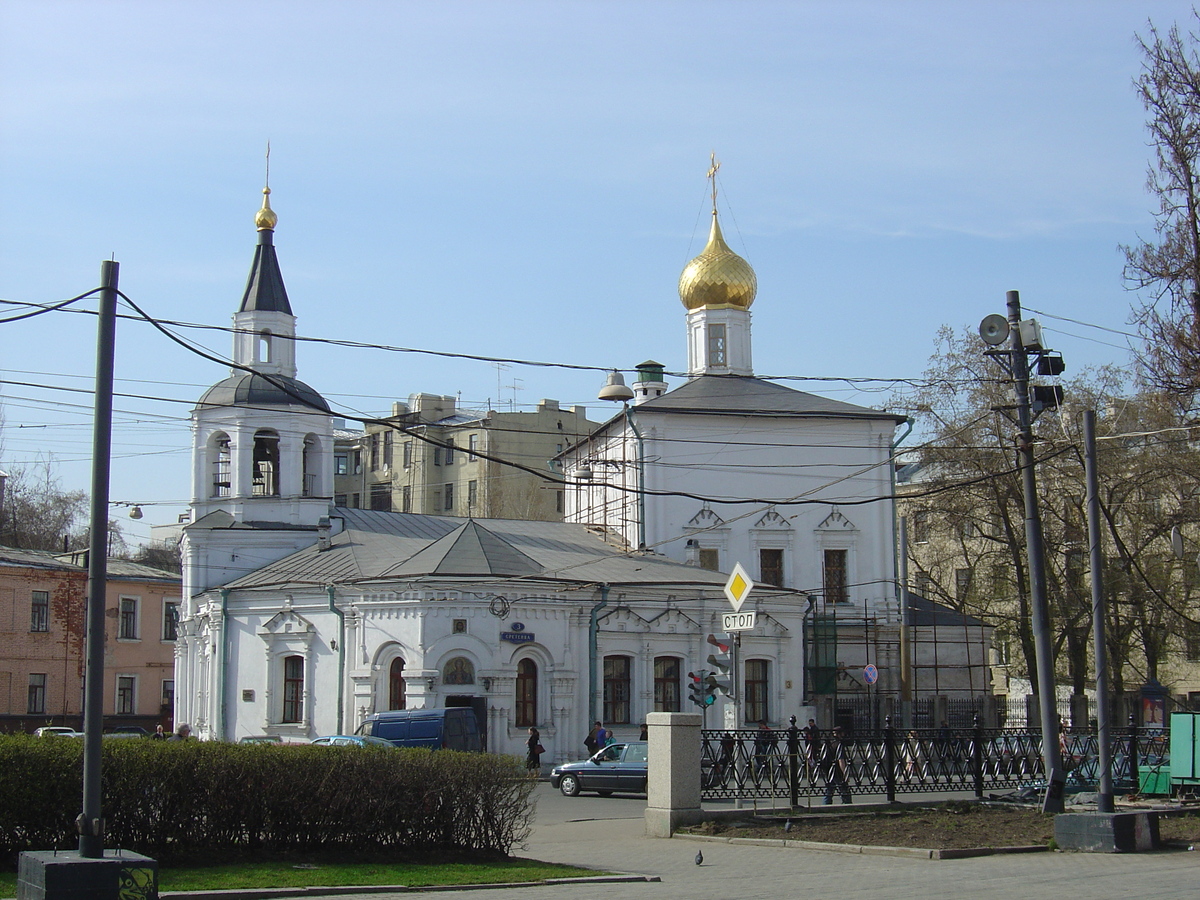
0,546,181,733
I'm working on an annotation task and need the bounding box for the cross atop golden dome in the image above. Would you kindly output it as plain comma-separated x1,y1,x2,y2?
678,155,757,310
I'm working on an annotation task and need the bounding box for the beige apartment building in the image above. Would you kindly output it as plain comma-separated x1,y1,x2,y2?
334,394,596,521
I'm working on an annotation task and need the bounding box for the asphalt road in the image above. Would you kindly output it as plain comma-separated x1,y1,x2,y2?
328,783,1200,900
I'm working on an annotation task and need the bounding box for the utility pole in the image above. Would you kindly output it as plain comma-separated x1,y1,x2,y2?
80,259,118,858
1005,290,1066,813
1084,410,1114,812
980,291,1066,813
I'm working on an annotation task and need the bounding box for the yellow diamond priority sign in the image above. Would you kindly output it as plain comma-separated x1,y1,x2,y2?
724,562,754,613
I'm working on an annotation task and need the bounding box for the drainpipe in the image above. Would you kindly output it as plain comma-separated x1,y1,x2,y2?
588,584,611,723
624,404,646,551
800,593,817,705
327,584,345,735
217,588,229,741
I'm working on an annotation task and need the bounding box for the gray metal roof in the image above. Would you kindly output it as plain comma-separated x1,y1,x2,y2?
195,372,331,413
636,375,908,421
219,508,743,592
0,545,80,572
380,520,543,578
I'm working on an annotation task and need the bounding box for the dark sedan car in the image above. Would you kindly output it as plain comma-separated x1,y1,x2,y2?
550,741,648,797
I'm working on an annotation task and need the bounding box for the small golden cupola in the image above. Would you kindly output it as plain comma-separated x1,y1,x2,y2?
255,186,278,231
678,156,757,310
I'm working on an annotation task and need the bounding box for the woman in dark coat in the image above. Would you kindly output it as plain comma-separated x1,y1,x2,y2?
526,727,542,771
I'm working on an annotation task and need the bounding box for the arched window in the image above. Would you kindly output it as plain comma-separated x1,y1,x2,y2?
282,655,304,723
253,429,280,497
258,330,272,363
303,434,319,498
388,658,406,710
516,658,537,727
653,656,680,712
744,659,769,724
443,657,475,685
211,432,231,498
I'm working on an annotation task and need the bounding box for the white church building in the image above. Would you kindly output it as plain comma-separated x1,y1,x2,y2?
559,188,992,723
175,178,993,755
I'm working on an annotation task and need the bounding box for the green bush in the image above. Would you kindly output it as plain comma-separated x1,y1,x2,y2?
0,736,534,866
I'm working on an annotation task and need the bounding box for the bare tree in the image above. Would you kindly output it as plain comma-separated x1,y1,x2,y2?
1125,16,1200,404
893,328,1200,701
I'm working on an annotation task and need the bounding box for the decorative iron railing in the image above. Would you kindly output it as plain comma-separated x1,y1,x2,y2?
700,717,1168,802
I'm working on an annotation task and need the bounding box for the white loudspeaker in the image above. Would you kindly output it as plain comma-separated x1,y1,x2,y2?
979,314,1010,346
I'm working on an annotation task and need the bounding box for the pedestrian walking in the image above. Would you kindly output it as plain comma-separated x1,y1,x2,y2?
802,718,821,780
526,727,543,772
822,726,852,804
753,721,776,783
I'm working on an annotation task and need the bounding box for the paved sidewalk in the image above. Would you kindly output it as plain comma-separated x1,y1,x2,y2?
324,799,1200,900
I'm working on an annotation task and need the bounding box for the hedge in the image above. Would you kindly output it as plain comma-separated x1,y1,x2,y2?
0,735,534,865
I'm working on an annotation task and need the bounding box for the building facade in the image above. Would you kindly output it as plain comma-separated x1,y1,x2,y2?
0,546,180,733
334,394,595,521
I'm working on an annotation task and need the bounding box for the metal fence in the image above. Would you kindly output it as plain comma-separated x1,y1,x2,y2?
700,719,1169,802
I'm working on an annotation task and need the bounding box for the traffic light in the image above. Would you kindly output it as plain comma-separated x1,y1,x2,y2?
706,633,733,696
687,670,714,708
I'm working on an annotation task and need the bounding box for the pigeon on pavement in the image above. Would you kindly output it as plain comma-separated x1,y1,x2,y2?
695,850,703,865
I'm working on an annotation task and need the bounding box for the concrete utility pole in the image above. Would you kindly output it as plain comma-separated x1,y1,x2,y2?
1084,410,1114,812
1005,290,1066,814
80,259,118,858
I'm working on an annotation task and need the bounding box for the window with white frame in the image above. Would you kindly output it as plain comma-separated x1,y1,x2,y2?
211,433,231,498
603,655,631,724
744,659,768,724
389,658,406,710
707,323,727,367
516,658,537,727
282,655,304,723
116,675,136,715
118,597,139,640
252,429,281,496
444,483,454,511
822,550,848,604
654,656,681,712
759,548,784,587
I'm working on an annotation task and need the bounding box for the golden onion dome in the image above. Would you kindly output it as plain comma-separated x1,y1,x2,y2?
255,186,278,231
678,212,757,310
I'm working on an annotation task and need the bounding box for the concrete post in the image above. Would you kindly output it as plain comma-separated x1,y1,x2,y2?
644,711,704,837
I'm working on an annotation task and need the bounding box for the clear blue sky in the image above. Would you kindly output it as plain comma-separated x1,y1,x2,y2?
0,0,1192,545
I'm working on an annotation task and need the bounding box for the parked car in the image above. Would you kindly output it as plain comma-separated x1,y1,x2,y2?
356,708,482,751
311,734,397,749
550,741,648,797
239,735,282,744
103,726,151,738
34,726,79,738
